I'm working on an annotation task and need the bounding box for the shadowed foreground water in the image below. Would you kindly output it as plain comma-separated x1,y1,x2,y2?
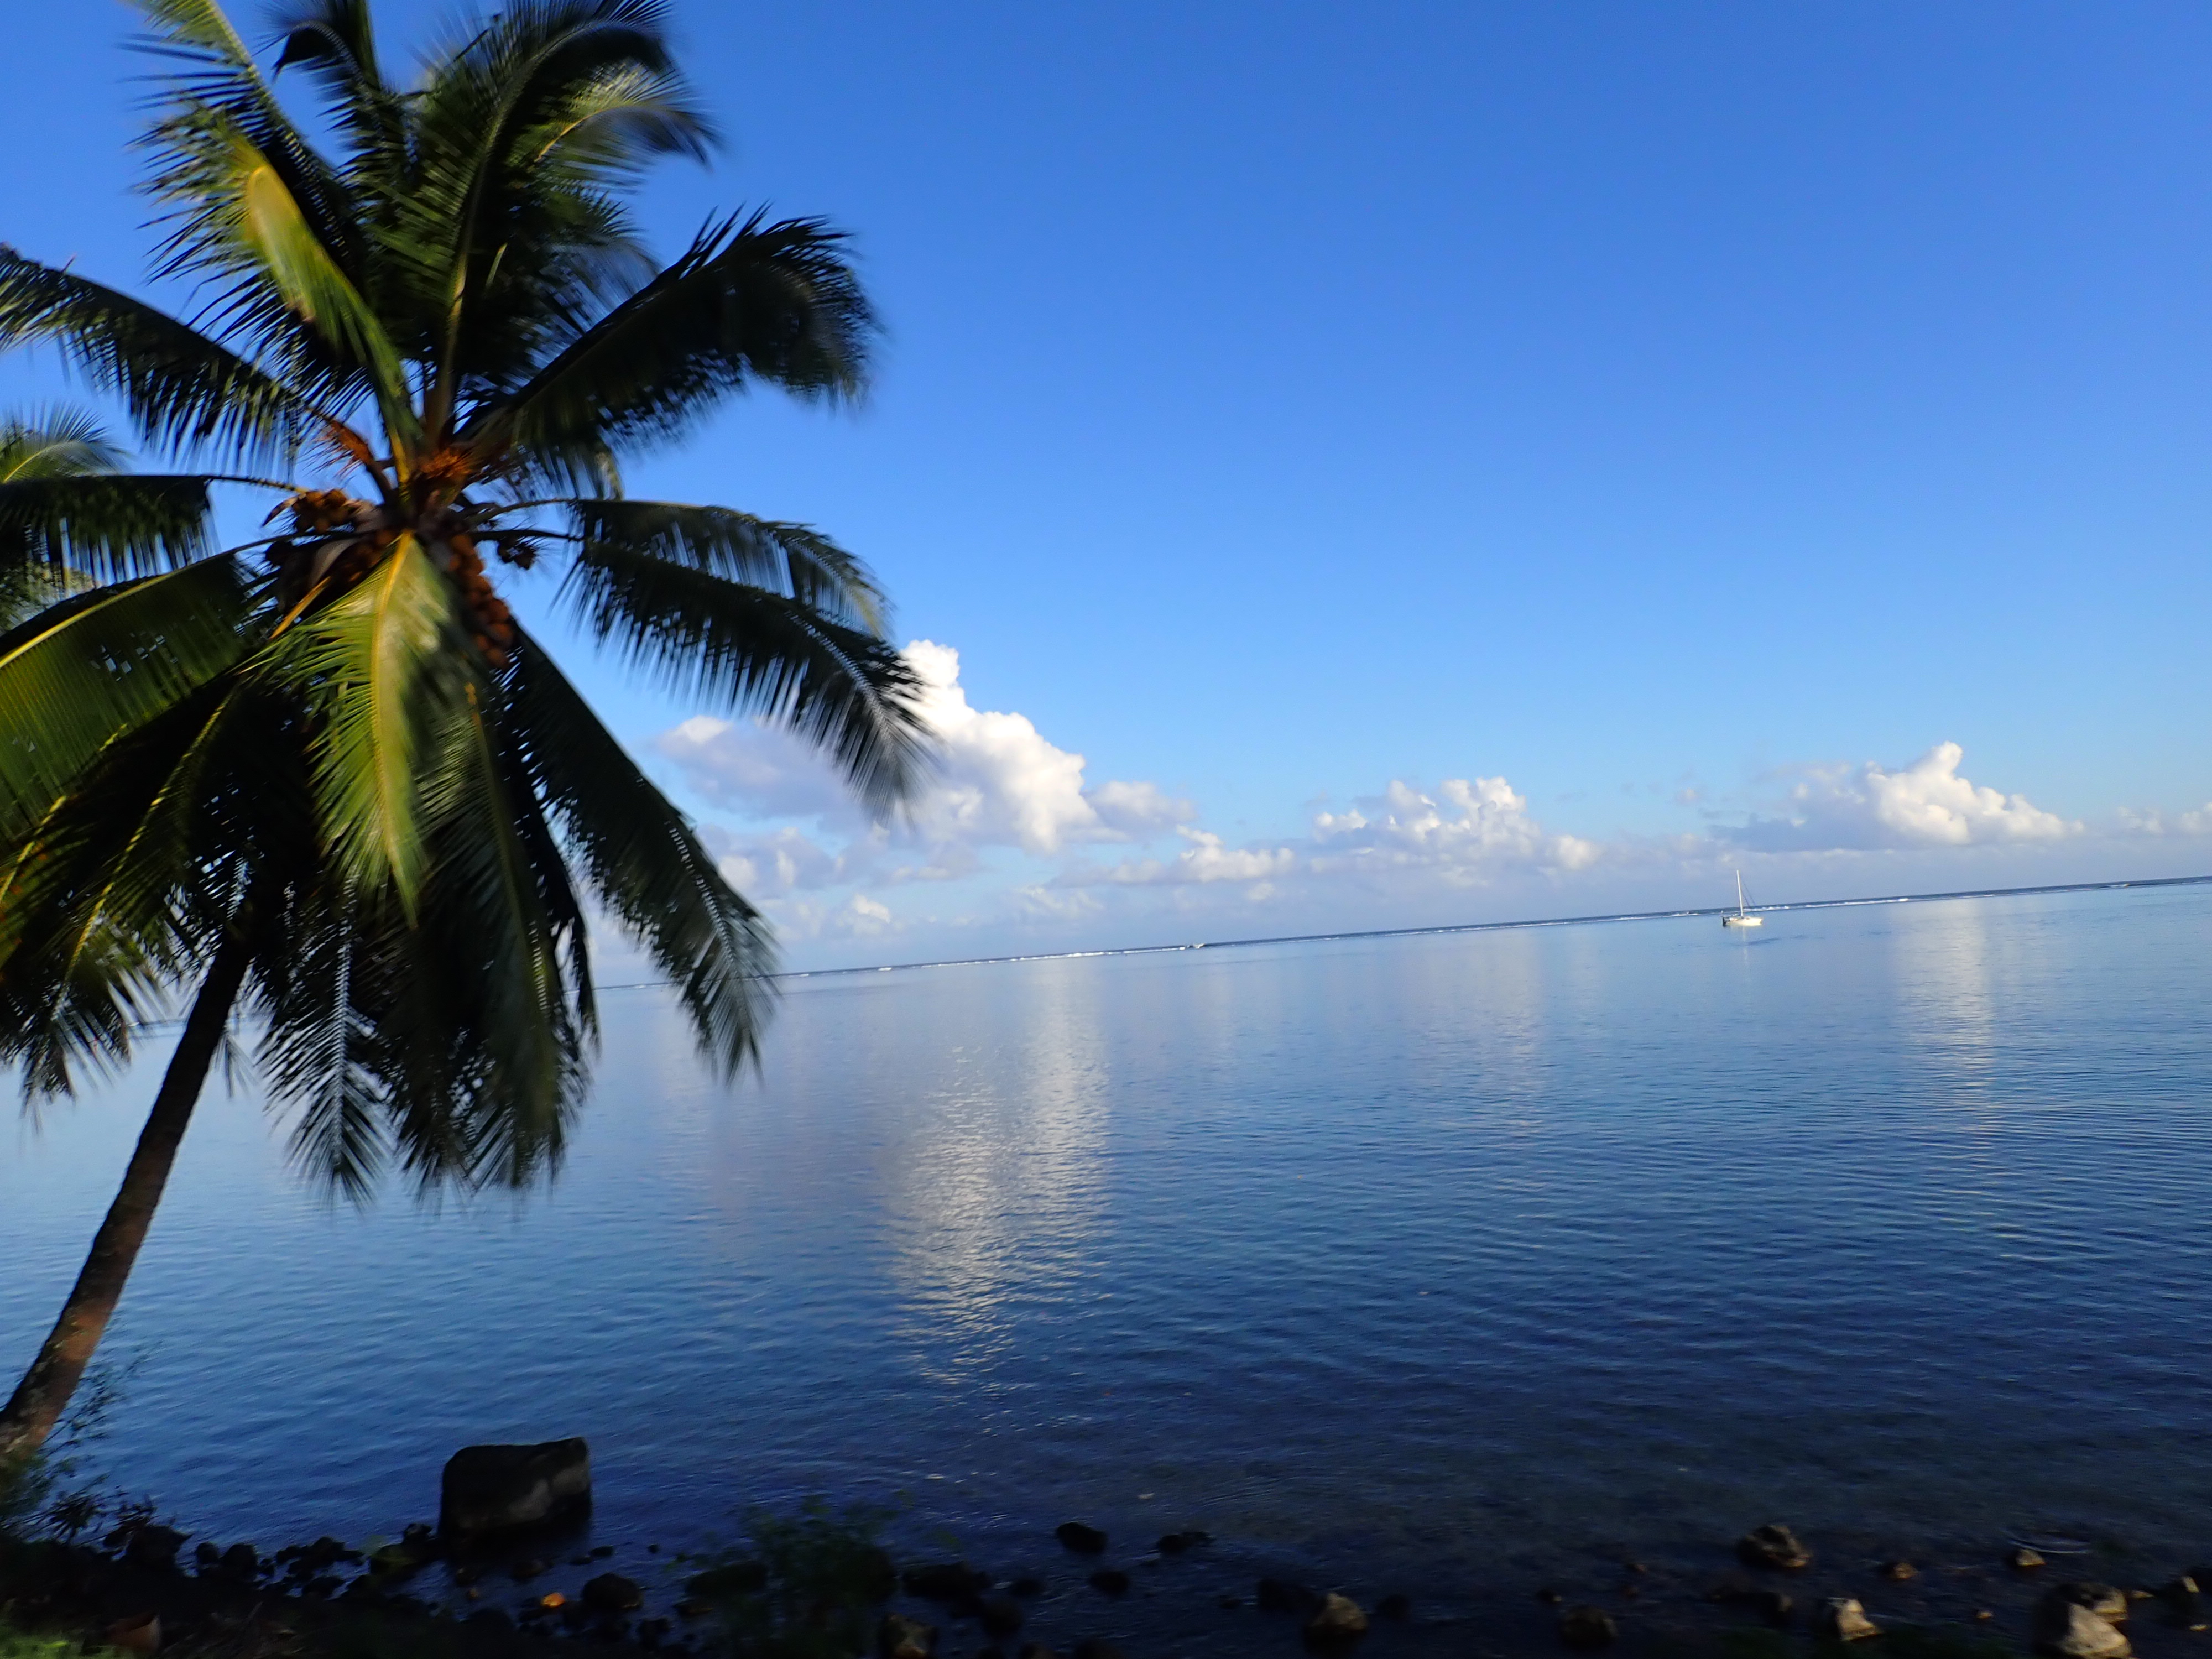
3,883,2210,1653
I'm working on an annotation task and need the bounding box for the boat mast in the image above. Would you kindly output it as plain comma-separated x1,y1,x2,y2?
1735,870,1747,916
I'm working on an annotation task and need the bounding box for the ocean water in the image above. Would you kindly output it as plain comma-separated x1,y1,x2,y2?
4,881,2211,1654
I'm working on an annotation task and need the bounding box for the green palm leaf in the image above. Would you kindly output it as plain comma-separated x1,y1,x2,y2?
0,253,327,466
262,537,461,914
0,558,253,843
508,630,773,1073
565,499,888,630
478,210,873,484
561,541,930,813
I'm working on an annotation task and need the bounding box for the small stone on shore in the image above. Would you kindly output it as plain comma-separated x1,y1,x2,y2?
1559,1605,1616,1648
1304,1592,1369,1644
878,1612,936,1658
2034,1600,2132,1659
1820,1598,1881,1641
1881,1560,1918,1580
1737,1524,1812,1570
582,1573,643,1613
2048,1583,2130,1624
2012,1546,2049,1571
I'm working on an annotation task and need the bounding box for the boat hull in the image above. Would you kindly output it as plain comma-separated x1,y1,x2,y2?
1721,915,1762,928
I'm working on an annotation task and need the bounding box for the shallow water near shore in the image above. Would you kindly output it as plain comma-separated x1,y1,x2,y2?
6,882,2212,1652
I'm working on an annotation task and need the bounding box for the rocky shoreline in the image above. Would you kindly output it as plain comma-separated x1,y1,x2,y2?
6,1444,2210,1658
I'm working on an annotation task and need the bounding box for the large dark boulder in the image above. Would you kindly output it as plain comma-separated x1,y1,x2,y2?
440,1439,592,1540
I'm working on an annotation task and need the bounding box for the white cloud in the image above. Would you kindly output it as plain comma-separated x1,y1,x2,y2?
2117,802,2212,837
1081,827,1301,886
1310,776,1602,878
652,637,2146,968
656,640,1192,860
1729,742,2079,851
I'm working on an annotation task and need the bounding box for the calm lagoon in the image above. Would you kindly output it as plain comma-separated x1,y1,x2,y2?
4,881,2210,1650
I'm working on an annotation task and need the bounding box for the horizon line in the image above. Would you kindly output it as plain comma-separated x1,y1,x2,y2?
743,869,2212,984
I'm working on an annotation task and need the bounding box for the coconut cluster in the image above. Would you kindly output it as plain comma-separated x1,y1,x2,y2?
264,488,394,606
264,490,519,671
444,530,517,670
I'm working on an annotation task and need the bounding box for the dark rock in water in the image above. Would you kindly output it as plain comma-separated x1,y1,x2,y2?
1156,1530,1212,1556
673,1597,712,1619
1881,1561,1919,1582
1376,1593,1411,1621
1009,1577,1045,1598
569,1554,593,1567
1819,1598,1881,1641
1304,1592,1369,1645
1056,1522,1108,1556
2034,1600,2132,1658
2047,1584,2130,1624
1088,1567,1131,1597
2012,1546,2049,1571
981,1599,1025,1637
441,1439,592,1539
218,1543,259,1579
509,1558,549,1582
1558,1605,1617,1648
1072,1642,1126,1659
1747,1589,1794,1626
1260,1577,1323,1614
194,1541,221,1568
904,1562,990,1601
123,1525,189,1570
589,1545,614,1559
583,1573,644,1613
878,1612,936,1658
1736,1524,1812,1571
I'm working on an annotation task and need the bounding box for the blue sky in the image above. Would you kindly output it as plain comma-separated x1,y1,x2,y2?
6,2,2212,966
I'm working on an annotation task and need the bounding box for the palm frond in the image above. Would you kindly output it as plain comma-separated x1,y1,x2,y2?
0,680,252,1099
0,474,213,583
565,499,888,630
507,630,773,1074
476,211,873,487
0,408,127,481
0,251,327,465
257,538,462,914
0,557,253,844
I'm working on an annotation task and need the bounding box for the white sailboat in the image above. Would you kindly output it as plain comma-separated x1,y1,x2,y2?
1721,869,1762,929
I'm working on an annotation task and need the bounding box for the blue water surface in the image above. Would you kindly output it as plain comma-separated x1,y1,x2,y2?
3,883,2209,1652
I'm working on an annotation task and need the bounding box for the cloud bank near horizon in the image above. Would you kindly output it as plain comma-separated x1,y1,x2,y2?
648,640,2208,959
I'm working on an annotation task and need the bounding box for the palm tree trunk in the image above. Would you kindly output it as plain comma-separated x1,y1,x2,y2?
0,926,255,1465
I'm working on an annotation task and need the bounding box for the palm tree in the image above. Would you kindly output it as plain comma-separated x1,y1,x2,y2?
0,0,930,1464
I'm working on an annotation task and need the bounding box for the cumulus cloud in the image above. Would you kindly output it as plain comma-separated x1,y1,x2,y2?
1310,776,1601,877
1069,776,1597,890
1728,742,2079,851
656,640,1192,860
656,637,2122,964
2117,802,2212,837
